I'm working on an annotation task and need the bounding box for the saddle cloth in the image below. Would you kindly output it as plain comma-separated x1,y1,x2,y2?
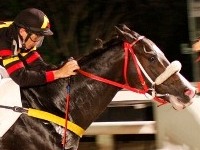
0,67,22,137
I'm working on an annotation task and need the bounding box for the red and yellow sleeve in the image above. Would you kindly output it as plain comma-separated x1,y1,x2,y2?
22,50,56,83
45,71,55,82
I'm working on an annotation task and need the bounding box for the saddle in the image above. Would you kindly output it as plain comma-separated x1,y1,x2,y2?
0,66,22,137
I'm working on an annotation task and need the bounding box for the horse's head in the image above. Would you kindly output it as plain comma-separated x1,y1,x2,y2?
115,24,196,110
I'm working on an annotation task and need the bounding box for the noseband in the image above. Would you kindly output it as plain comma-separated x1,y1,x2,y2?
78,36,182,105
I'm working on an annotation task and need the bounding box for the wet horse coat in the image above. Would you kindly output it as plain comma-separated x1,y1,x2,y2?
0,25,195,150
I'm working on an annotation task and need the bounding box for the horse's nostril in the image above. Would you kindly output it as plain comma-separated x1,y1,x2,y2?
184,89,195,99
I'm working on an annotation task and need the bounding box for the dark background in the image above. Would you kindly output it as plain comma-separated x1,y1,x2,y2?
0,0,193,81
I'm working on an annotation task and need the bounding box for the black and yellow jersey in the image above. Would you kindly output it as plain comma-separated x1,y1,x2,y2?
0,21,56,87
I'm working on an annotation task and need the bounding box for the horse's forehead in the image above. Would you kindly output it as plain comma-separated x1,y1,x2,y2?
152,43,164,55
142,39,164,56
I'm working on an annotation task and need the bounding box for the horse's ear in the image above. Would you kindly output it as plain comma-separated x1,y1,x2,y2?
115,26,124,36
121,24,131,33
117,24,141,40
115,26,134,43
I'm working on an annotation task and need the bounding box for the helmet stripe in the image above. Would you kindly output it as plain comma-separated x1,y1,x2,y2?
41,15,49,29
0,21,13,28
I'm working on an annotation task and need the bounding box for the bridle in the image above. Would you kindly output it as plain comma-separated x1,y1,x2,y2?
78,35,182,106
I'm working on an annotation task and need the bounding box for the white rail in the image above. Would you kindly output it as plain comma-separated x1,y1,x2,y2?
84,90,156,135
85,121,156,135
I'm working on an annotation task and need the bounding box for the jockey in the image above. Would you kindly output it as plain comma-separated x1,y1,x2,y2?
0,8,79,87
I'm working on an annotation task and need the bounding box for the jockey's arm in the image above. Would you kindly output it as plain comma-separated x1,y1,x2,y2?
0,48,79,87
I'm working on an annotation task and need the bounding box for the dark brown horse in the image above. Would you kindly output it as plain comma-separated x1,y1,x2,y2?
0,25,196,150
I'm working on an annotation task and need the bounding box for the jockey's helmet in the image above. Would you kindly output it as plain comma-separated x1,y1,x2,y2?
14,8,53,36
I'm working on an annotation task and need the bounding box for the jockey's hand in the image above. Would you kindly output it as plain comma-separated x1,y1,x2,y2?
53,60,80,79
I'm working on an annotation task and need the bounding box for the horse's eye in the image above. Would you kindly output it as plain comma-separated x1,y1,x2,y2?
149,56,155,62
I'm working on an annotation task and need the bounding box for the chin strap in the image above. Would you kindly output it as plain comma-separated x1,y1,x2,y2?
18,29,32,52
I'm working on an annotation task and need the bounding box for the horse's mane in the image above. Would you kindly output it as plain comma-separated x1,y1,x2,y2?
78,35,121,65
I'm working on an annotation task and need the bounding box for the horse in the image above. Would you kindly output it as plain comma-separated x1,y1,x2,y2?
0,25,196,150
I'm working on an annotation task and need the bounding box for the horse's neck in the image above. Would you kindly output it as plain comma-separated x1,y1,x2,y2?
70,45,125,129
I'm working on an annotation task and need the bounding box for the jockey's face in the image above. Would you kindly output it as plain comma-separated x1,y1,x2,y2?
19,28,44,50
192,39,200,52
